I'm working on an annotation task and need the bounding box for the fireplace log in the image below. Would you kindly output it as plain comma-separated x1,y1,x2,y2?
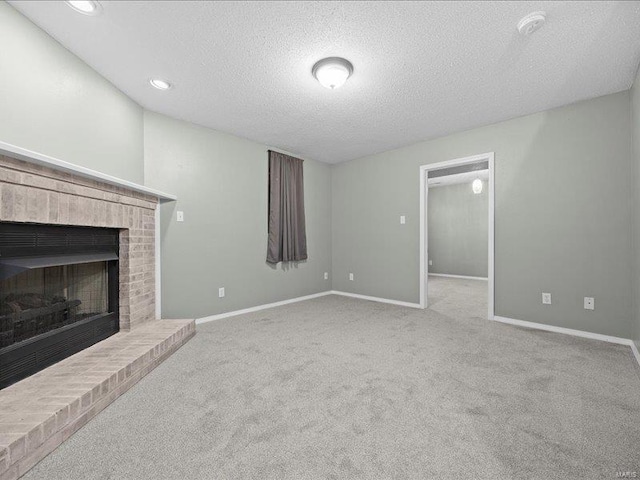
0,299,82,347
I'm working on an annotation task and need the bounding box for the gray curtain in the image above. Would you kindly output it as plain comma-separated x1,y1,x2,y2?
267,151,307,264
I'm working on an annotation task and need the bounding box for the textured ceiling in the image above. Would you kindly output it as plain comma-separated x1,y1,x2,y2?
9,1,640,164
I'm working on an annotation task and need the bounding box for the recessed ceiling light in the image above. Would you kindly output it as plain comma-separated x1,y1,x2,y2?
65,0,101,16
312,57,354,90
149,79,172,91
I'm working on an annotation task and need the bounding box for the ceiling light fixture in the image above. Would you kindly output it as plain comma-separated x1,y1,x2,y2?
149,79,172,91
65,0,101,15
472,178,483,194
312,57,354,90
517,11,546,36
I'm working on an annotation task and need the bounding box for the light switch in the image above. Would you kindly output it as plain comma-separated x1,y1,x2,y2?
177,211,184,222
400,215,406,224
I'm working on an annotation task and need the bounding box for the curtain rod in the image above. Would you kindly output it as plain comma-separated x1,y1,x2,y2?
267,150,304,161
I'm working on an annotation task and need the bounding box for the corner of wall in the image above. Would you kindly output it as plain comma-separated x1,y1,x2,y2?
631,62,640,349
329,163,335,291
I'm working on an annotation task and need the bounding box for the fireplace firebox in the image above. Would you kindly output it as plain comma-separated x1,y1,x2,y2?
0,223,119,389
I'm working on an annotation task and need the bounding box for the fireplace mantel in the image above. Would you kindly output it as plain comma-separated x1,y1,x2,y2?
0,141,176,202
0,150,167,331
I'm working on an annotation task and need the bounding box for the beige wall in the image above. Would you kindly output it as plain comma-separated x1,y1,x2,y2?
0,2,144,184
143,111,332,319
332,92,634,339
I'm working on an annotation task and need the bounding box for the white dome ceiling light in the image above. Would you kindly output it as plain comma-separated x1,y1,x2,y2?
312,57,354,90
472,178,483,194
149,78,172,91
65,1,101,16
517,11,546,36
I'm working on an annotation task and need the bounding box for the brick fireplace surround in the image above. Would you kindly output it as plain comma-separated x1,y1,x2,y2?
0,154,195,479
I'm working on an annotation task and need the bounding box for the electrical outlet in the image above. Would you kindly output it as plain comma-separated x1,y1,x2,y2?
584,297,594,310
542,293,551,305
218,287,225,298
176,211,184,222
428,260,433,266
349,273,354,281
400,215,406,225
324,272,329,280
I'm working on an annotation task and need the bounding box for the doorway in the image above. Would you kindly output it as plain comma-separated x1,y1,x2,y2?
419,153,494,319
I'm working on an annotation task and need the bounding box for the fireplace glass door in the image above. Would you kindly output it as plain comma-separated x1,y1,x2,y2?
0,222,120,389
0,262,110,348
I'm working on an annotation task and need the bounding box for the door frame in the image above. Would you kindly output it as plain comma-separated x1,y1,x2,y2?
419,152,495,319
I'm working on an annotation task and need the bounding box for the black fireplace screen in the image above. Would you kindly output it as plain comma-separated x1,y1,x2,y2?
0,222,120,389
0,262,109,348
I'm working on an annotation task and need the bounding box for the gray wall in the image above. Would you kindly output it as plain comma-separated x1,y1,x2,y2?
143,111,332,319
3,0,638,340
428,183,488,278
0,2,144,183
632,66,640,351
332,91,633,339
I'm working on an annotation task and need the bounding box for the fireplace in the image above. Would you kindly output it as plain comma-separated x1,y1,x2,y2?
0,222,119,389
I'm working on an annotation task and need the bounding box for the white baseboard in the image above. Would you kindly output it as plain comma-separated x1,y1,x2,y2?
493,315,640,367
330,290,422,309
194,292,639,369
493,315,631,345
428,273,488,281
196,291,332,325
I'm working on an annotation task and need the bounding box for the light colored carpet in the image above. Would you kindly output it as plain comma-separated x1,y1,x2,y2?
23,290,640,479
427,275,488,319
